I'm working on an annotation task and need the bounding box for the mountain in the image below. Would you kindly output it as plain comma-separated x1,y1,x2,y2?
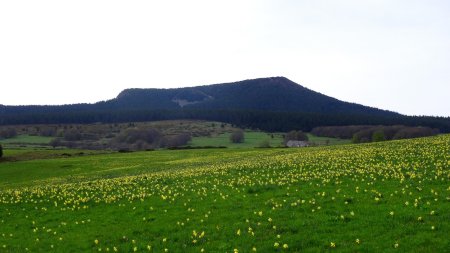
1,77,449,132
105,77,397,116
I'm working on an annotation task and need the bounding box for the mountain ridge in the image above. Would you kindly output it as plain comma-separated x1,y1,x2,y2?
1,76,449,133
106,76,399,116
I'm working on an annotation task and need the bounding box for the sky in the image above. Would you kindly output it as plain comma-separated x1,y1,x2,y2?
1,0,449,116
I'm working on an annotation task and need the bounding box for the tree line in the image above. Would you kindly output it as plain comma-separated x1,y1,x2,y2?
1,108,449,133
311,125,440,143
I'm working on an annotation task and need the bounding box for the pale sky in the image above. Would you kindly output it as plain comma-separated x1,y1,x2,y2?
1,0,449,116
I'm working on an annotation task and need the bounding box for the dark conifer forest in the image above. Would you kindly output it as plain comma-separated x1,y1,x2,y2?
1,77,449,132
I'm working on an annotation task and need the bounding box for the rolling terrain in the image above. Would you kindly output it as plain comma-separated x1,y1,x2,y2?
0,135,448,252
109,77,396,115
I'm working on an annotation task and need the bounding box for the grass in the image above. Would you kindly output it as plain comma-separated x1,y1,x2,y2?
0,135,448,252
190,132,349,148
306,133,351,145
190,131,284,148
0,134,53,145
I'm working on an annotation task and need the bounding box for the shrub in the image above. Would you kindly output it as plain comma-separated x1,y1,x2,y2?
0,128,17,139
393,127,439,140
284,130,308,143
162,133,192,148
258,140,271,148
64,129,82,141
230,129,245,143
352,134,360,143
372,130,386,142
39,126,57,137
49,138,62,148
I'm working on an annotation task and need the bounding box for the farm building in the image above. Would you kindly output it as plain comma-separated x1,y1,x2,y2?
286,140,309,147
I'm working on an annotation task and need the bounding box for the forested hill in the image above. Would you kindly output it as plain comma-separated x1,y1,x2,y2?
0,77,449,132
106,77,397,116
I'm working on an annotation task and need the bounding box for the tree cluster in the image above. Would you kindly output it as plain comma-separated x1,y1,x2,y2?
230,129,245,143
311,125,439,143
284,130,308,144
1,107,449,133
110,128,191,151
0,128,17,139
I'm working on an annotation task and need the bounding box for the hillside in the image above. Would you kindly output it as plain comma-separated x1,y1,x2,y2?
0,135,448,251
108,77,397,116
0,77,449,132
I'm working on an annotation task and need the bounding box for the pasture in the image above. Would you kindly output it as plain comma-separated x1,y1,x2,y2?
0,135,448,252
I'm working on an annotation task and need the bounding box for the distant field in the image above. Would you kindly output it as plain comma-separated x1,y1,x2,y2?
0,135,448,252
306,133,351,145
0,125,351,150
190,131,284,148
189,132,349,148
0,134,53,145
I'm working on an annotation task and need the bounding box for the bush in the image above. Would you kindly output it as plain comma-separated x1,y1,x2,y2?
39,126,57,137
352,134,360,143
230,129,245,143
372,130,386,142
393,127,438,139
49,138,62,148
162,133,192,148
258,140,271,148
312,125,438,141
64,129,82,141
116,128,162,145
0,128,17,139
284,130,308,143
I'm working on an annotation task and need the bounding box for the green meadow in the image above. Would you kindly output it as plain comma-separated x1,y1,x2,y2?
0,135,448,252
190,131,284,148
189,132,349,148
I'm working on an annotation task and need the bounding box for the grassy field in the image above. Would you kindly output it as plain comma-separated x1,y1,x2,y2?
306,133,351,145
189,132,349,148
0,134,53,146
0,135,448,252
190,131,285,148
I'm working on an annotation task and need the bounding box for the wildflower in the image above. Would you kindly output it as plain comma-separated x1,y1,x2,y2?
95,239,99,245
283,244,288,249
355,238,360,244
274,242,280,248
330,242,336,248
